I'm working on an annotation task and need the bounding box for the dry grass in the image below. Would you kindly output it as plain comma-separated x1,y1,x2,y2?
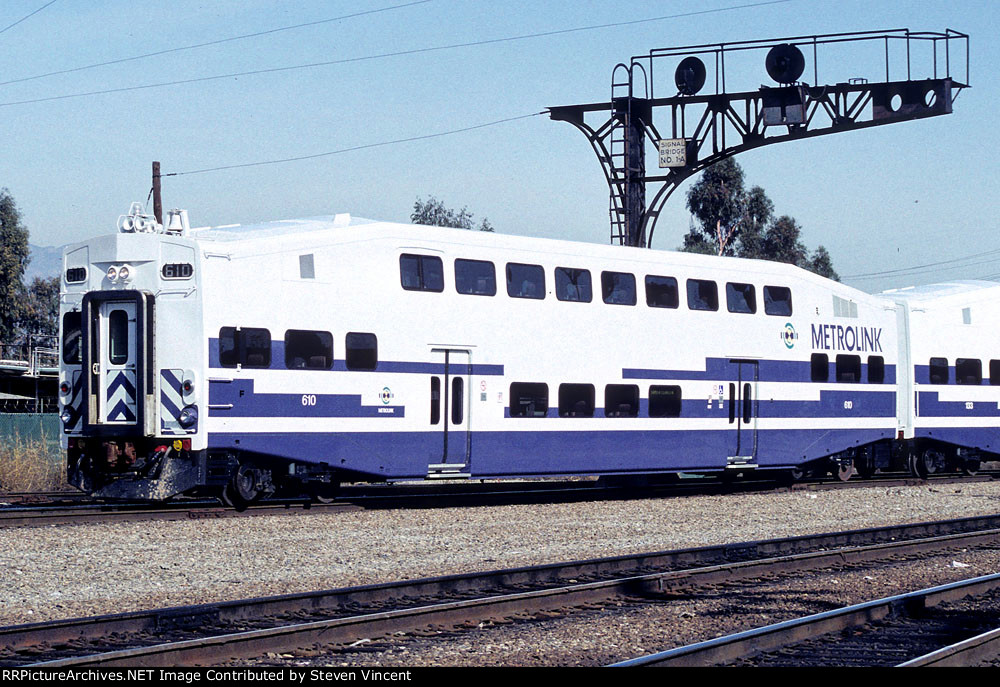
0,435,66,492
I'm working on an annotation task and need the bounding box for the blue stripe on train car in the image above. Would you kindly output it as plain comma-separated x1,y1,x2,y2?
625,358,896,384
206,426,894,479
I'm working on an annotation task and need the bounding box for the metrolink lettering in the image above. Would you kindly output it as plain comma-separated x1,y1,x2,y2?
810,324,882,352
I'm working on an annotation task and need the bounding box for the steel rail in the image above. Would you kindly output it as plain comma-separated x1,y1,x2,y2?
898,625,1000,667
612,573,1000,667
13,517,1000,667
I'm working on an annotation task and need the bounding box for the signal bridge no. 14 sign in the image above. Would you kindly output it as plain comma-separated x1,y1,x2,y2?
658,139,687,168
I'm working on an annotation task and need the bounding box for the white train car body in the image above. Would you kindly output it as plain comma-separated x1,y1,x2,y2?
885,282,1000,474
57,212,980,503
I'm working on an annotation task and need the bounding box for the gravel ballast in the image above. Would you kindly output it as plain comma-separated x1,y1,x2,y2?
2,482,1000,627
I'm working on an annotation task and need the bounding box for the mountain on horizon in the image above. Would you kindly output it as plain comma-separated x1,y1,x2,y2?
25,244,63,283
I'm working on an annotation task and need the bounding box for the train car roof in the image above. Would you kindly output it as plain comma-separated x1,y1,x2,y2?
880,280,1000,303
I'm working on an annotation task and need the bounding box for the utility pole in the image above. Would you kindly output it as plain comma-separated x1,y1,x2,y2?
152,161,163,225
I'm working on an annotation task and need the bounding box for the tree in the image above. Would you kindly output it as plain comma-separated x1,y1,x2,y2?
411,196,494,232
684,158,773,257
0,189,30,343
681,159,838,279
19,276,60,341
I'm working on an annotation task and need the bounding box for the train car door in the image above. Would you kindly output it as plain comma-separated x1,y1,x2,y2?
96,300,138,425
727,359,759,470
427,348,471,478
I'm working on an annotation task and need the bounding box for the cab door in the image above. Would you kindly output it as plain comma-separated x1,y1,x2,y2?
82,291,152,435
98,301,138,424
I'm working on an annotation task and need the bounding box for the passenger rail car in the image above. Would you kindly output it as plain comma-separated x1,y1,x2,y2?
57,210,994,505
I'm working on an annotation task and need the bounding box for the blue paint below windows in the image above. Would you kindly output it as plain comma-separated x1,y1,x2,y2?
916,391,1000,418
209,378,404,418
206,426,894,480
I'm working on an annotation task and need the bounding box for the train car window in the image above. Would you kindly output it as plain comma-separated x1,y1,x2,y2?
990,360,1000,385
649,385,682,417
836,354,861,383
726,282,757,314
929,357,949,384
601,271,637,305
956,358,982,385
62,312,82,364
506,263,545,299
555,267,593,302
455,259,497,296
242,328,272,368
345,332,378,370
604,384,639,417
509,382,548,417
811,353,829,382
108,310,129,365
452,377,464,425
867,356,885,384
686,279,719,311
399,254,444,292
430,377,441,425
558,383,595,418
645,275,679,308
742,382,752,424
284,330,333,370
219,327,239,367
763,286,793,316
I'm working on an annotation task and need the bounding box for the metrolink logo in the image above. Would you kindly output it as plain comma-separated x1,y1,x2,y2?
811,324,882,352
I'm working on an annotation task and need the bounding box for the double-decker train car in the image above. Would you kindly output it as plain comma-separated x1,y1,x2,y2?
56,207,990,506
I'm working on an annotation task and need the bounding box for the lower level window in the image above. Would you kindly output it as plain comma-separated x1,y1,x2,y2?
510,382,548,417
558,383,595,417
649,385,682,417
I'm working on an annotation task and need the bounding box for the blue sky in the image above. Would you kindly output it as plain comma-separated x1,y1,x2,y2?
0,0,996,293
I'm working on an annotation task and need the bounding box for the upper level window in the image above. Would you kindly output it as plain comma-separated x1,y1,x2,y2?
555,267,592,303
686,279,719,311
506,263,545,299
602,271,637,305
219,327,271,368
990,360,1000,386
645,275,679,308
929,357,949,384
455,259,496,296
346,332,378,371
285,330,333,370
399,254,444,292
763,286,793,316
726,282,757,314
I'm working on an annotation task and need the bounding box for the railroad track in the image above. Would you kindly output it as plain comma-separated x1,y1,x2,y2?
4,513,1000,667
2,473,995,528
617,574,1000,667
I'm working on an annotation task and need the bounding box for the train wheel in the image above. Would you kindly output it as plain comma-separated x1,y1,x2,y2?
221,463,266,511
836,462,855,482
910,449,940,480
783,466,805,484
